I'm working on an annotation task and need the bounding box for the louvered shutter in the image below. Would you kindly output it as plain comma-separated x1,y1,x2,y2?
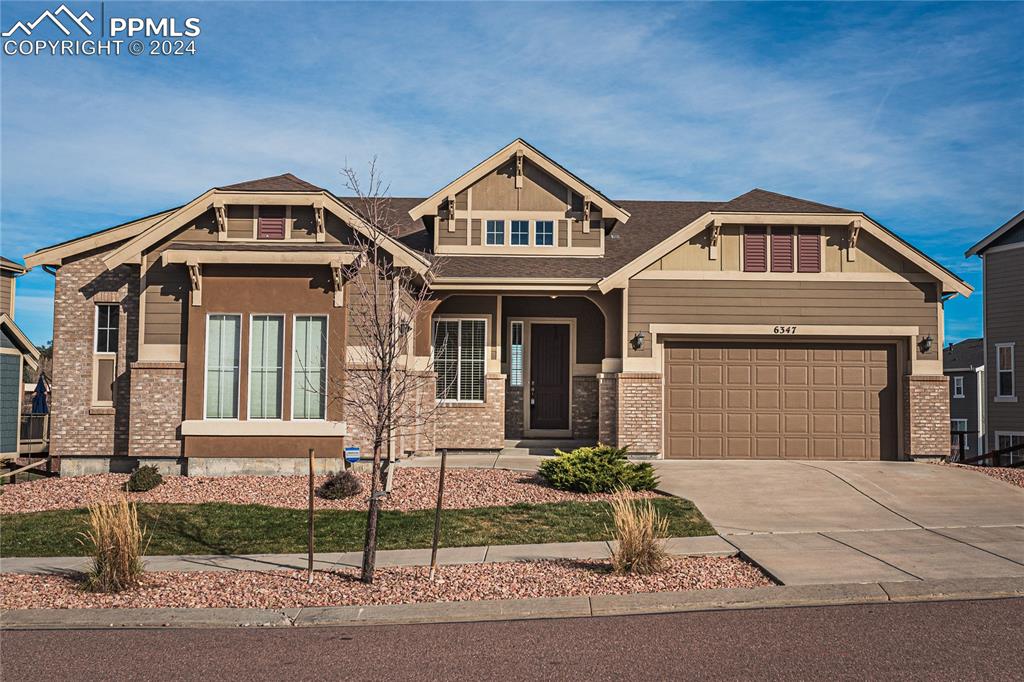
743,227,768,272
771,227,794,272
797,227,821,272
258,217,286,239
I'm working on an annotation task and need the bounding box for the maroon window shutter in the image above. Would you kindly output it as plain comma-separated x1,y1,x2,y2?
743,227,767,272
258,205,287,240
797,227,821,272
771,227,794,272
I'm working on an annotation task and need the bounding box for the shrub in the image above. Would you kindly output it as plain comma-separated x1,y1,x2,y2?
78,497,148,592
317,470,363,500
537,444,659,493
125,465,163,493
608,488,669,575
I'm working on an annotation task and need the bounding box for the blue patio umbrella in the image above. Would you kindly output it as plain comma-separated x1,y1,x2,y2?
31,375,48,414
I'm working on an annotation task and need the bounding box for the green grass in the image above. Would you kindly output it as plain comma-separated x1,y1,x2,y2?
0,498,714,558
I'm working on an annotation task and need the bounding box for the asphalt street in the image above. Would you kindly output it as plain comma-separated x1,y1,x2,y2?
4,598,1022,681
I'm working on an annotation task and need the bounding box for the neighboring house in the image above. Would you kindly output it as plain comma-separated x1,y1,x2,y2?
23,139,971,476
943,338,984,457
1,256,41,458
966,210,1024,456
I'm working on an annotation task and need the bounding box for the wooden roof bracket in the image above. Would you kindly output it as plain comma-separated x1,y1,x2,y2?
848,219,861,261
314,205,325,243
515,150,524,189
330,260,345,307
708,218,722,260
583,198,592,233
214,205,227,235
446,196,457,231
187,262,202,307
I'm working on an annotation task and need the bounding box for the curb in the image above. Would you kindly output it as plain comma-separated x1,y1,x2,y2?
4,577,1022,630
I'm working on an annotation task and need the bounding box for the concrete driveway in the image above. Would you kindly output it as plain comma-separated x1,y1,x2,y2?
654,461,1024,585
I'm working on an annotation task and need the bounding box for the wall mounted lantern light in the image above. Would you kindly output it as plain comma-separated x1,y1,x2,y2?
630,330,645,351
917,335,933,354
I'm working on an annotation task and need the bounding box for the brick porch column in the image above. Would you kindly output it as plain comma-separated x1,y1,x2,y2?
904,374,950,459
616,372,662,456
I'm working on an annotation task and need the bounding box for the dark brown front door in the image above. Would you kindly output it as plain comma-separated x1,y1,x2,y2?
530,324,570,431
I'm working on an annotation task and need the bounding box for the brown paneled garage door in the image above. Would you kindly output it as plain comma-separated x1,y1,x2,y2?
664,341,897,460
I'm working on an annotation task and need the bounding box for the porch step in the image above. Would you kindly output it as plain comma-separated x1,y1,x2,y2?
500,439,590,457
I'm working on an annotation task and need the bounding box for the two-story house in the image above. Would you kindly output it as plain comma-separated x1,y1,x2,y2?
944,338,985,457
1,256,41,458
967,210,1024,456
23,140,971,475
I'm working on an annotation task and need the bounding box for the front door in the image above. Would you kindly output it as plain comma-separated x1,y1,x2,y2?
529,323,570,432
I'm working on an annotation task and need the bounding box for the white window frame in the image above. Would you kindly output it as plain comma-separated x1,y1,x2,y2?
952,375,965,398
509,320,524,387
995,432,1024,464
291,314,329,421
203,313,242,421
485,220,505,246
246,314,285,421
535,220,554,247
510,219,530,246
433,317,487,403
94,303,119,354
950,418,968,432
995,343,1015,399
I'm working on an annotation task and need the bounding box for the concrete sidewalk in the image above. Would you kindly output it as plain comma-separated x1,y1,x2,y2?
4,576,1022,630
0,535,735,576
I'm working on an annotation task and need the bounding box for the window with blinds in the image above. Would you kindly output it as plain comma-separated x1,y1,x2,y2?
509,321,524,387
433,319,486,401
248,315,283,419
293,316,327,419
205,314,241,419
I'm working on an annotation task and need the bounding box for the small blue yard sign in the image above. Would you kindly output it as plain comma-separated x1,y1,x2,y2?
344,446,361,464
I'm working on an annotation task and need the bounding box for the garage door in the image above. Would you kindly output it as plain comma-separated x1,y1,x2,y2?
664,341,897,460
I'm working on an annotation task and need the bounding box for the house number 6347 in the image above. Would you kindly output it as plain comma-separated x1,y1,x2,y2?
773,326,798,334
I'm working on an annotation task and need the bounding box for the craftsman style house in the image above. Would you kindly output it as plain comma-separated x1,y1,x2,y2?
944,338,985,457
25,140,971,475
1,256,41,458
967,210,1024,456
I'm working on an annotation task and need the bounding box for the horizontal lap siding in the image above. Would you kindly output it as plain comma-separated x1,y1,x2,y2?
629,279,939,352
984,249,1024,442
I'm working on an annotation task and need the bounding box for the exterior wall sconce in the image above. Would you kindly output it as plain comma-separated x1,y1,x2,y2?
630,330,645,351
917,335,933,354
398,320,412,336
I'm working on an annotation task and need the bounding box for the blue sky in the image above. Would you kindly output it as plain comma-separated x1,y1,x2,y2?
2,1,1021,345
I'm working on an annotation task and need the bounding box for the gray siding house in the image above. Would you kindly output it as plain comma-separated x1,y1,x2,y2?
1,256,41,458
944,338,984,457
967,210,1024,456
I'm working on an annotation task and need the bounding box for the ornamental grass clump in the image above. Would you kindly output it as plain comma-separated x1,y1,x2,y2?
608,488,669,575
78,496,148,593
538,444,658,493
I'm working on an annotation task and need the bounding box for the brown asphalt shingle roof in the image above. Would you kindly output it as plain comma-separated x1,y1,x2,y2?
717,188,850,213
218,173,325,193
944,338,984,369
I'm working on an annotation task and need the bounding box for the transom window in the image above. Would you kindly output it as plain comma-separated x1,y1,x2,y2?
486,220,505,245
205,314,241,419
95,304,119,353
509,321,524,387
952,375,964,398
996,344,1015,398
511,220,529,246
434,319,486,402
536,221,554,246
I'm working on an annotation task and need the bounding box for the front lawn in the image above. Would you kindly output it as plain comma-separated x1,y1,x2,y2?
0,497,714,557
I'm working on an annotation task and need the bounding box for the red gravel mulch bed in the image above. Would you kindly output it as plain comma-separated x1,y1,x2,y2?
0,557,771,610
0,468,659,515
941,462,1024,490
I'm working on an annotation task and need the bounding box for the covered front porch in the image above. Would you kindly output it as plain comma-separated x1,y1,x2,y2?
422,290,622,452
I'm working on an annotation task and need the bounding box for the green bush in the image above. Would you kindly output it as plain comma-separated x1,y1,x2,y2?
124,465,163,493
537,444,659,493
317,470,363,500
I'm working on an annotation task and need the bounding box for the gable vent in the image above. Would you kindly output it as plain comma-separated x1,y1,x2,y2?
743,227,767,272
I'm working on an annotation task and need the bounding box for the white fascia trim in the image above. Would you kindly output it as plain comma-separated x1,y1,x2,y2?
181,420,347,437
649,323,920,337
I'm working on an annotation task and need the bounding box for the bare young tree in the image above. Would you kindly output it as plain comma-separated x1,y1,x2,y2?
332,160,447,584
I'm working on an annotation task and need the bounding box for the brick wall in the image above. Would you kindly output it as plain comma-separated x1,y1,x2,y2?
616,373,662,455
434,374,505,450
505,384,524,439
905,374,951,459
343,368,437,458
128,362,184,457
598,373,618,445
50,251,138,458
572,376,598,441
